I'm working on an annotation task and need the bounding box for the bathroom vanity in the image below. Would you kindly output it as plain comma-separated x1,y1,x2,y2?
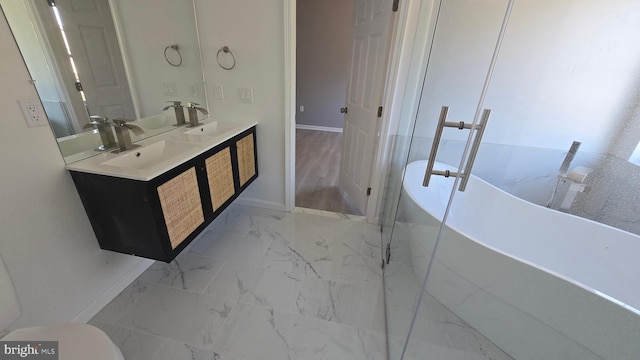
66,119,257,262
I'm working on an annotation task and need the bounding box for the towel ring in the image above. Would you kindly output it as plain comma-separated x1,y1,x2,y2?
216,46,236,70
164,44,182,67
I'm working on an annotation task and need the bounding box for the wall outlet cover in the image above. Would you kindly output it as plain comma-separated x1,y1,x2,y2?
163,82,177,96
18,99,48,128
214,84,224,100
190,84,200,97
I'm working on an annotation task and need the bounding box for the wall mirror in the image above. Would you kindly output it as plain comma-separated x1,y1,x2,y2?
1,0,207,163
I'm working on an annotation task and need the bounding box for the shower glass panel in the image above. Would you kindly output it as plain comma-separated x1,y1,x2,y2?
385,0,640,359
382,0,510,359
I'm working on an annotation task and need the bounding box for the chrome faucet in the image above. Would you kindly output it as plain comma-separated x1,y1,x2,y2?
83,115,117,151
163,100,186,126
112,119,145,153
186,102,208,127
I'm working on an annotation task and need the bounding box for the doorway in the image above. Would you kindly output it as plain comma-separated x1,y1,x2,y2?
295,0,357,214
294,0,395,217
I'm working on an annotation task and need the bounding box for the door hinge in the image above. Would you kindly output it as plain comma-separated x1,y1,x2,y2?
377,106,383,118
385,243,391,264
75,81,83,91
340,107,348,114
392,0,399,12
367,187,371,196
47,0,56,7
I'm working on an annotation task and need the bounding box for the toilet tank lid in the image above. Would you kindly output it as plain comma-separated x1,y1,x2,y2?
0,253,21,332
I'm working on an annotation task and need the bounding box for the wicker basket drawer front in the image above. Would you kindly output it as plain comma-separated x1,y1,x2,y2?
157,167,204,249
237,133,256,186
205,147,236,211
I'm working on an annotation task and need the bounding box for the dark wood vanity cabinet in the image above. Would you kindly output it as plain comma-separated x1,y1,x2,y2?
70,127,257,262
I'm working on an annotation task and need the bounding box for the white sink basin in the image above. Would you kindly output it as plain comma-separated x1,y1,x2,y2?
101,140,196,170
184,121,238,136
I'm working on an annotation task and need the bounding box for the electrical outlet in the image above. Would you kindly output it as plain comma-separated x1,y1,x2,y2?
238,88,254,104
299,105,304,112
190,84,200,97
18,99,48,128
214,84,224,100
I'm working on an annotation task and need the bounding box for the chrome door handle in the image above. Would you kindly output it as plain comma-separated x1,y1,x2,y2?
458,109,491,191
423,106,491,192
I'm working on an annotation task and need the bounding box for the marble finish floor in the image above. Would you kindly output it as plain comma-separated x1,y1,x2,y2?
89,205,386,360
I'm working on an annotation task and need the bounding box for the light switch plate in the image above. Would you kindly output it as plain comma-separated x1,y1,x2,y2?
18,99,48,128
238,88,254,104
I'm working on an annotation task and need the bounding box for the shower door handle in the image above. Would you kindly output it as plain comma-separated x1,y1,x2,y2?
423,106,491,192
458,109,491,191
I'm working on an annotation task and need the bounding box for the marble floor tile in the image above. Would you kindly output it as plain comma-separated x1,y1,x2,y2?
259,237,319,279
204,262,263,302
239,268,303,313
357,285,386,334
206,210,253,236
91,280,151,325
116,284,234,348
310,241,368,285
138,252,223,293
296,277,362,327
88,204,515,360
89,321,164,360
189,230,272,265
213,302,380,360
211,302,294,359
152,339,242,360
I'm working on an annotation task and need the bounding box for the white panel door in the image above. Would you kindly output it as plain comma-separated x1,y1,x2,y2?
53,0,135,120
339,0,394,214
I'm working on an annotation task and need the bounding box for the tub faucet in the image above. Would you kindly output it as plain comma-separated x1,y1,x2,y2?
163,100,186,126
83,115,117,151
546,141,583,208
186,102,208,127
112,119,145,152
558,141,581,175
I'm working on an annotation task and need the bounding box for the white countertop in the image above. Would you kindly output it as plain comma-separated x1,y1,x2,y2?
65,118,257,181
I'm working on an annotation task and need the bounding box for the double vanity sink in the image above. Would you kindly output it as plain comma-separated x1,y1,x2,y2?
67,119,252,180
67,118,258,262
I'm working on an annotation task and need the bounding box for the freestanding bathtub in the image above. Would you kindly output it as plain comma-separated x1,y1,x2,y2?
400,160,640,360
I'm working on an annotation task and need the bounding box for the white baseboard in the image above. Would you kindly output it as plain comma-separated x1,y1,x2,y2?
70,258,154,323
295,124,343,133
233,197,286,211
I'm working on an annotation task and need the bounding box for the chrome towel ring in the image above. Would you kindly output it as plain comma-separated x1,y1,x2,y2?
164,44,182,67
216,46,236,70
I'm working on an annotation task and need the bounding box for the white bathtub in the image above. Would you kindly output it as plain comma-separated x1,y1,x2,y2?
400,160,640,360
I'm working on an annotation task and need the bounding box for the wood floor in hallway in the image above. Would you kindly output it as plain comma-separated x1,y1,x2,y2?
295,129,361,215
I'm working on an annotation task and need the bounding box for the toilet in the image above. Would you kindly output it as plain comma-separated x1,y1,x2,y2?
0,255,124,360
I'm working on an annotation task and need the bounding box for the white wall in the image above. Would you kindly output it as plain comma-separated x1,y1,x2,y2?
113,0,206,117
412,0,640,155
195,0,286,210
296,0,352,129
0,13,145,328
2,1,70,137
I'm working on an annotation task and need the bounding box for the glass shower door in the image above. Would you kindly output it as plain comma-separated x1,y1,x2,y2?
388,0,640,359
382,1,512,359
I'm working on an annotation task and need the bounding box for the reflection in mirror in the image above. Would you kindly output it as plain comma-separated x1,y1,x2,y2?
1,0,207,163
